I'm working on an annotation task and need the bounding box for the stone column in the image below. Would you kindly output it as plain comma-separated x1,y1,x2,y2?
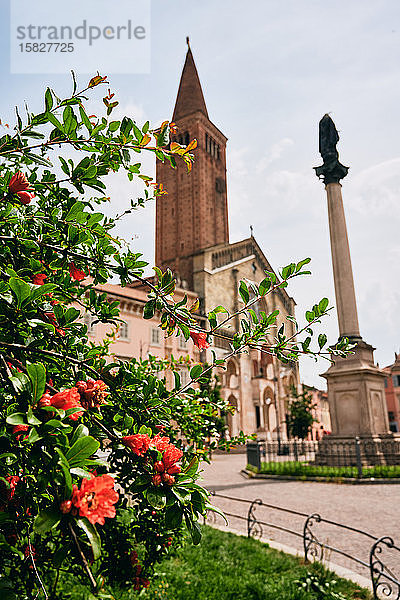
314,115,391,456
325,182,360,340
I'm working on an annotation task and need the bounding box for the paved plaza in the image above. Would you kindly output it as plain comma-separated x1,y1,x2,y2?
200,454,400,579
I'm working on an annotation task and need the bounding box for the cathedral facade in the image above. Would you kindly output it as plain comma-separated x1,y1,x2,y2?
155,45,299,438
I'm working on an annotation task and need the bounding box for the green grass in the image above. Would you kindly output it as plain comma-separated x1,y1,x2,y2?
249,461,400,480
56,526,372,600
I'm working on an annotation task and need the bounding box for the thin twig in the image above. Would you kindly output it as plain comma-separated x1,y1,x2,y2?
27,530,49,599
68,521,97,590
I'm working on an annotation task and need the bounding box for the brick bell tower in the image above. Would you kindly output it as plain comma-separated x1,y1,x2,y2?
155,39,229,288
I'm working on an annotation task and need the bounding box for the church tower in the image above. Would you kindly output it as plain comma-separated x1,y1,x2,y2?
155,42,229,288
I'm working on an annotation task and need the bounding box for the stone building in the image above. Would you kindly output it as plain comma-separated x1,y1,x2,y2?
155,44,300,437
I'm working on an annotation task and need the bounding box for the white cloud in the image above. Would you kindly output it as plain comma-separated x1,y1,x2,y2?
256,137,294,173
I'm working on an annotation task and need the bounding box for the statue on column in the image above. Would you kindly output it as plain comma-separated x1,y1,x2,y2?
314,114,349,184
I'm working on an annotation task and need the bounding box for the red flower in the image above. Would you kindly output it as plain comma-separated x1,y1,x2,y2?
161,473,175,486
39,388,84,421
153,461,164,473
4,476,20,501
12,424,29,441
133,571,150,591
17,191,35,205
32,273,47,285
71,474,118,526
189,330,210,350
122,434,151,456
165,464,181,475
152,473,162,486
0,475,20,510
130,549,138,565
150,434,170,452
24,545,35,559
9,171,30,193
38,392,52,407
162,444,183,471
60,499,72,514
77,379,109,409
69,262,87,282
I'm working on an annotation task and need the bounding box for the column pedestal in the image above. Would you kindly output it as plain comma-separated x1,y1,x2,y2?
315,342,400,465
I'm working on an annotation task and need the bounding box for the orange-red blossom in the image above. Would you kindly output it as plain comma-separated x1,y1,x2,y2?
8,172,35,205
189,330,210,350
65,475,119,526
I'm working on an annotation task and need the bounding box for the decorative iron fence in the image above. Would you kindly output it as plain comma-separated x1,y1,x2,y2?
247,438,400,477
205,492,400,600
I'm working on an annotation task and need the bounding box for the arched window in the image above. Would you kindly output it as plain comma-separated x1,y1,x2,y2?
226,360,238,388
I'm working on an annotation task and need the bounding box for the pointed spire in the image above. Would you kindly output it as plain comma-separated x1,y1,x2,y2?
172,41,209,121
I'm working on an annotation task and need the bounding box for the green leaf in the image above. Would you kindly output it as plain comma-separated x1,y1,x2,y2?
26,427,41,444
205,503,228,524
0,512,13,525
65,201,85,221
30,283,57,302
45,87,53,111
296,257,311,272
59,460,72,497
76,518,101,560
64,307,80,323
65,436,100,467
70,467,93,479
190,365,203,379
26,362,46,405
52,546,69,569
6,413,26,425
318,297,329,313
46,111,64,131
318,333,327,349
55,447,73,497
9,372,31,393
258,278,271,296
79,106,93,133
305,311,314,323
212,305,228,314
43,419,69,430
239,281,249,304
34,509,61,535
70,424,89,446
146,488,167,509
164,504,183,529
27,407,41,426
185,515,202,545
0,453,17,465
143,300,155,319
9,277,31,307
184,457,199,478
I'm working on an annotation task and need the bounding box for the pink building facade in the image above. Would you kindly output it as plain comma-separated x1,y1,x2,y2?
85,282,201,390
383,353,400,432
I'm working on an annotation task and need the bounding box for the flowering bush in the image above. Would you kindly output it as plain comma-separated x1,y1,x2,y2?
0,73,352,598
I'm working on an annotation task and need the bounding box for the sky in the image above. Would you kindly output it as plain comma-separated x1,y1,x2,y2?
1,0,400,388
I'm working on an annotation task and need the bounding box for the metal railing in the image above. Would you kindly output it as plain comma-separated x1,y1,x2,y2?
206,492,400,600
247,438,400,478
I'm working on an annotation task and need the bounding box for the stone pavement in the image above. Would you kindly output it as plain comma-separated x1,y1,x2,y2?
200,454,400,580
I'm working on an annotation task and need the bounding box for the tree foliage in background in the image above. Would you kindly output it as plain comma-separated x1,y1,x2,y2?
0,73,352,599
287,385,317,440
